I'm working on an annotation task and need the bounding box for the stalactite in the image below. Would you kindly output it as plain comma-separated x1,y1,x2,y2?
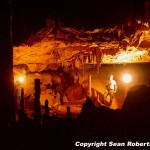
83,55,86,64
96,47,103,73
72,57,79,76
88,54,90,63
94,54,97,65
85,55,88,63
75,56,80,68
91,52,94,64
81,54,85,80
90,52,93,63
92,49,95,64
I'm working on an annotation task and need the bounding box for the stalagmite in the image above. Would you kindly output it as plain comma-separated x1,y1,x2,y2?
97,95,100,102
20,88,25,113
34,79,41,123
81,54,85,80
88,74,92,96
44,100,49,116
85,56,89,63
93,89,97,98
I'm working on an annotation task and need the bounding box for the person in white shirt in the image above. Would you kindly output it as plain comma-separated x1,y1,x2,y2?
104,75,117,106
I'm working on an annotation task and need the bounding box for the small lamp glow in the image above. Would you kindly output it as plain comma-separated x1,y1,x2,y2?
122,74,132,83
18,76,25,83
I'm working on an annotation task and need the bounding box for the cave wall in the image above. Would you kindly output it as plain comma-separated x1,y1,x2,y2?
13,21,150,107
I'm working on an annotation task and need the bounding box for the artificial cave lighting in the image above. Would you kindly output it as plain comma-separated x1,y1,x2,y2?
18,76,25,83
12,19,150,110
122,74,132,83
14,75,26,85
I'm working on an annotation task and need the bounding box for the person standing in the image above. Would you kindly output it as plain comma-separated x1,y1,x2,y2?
104,75,117,106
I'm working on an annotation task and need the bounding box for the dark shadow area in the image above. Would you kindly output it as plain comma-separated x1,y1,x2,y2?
0,84,150,149
12,0,146,45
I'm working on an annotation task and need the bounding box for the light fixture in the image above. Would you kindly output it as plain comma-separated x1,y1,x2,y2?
18,76,25,83
122,74,132,83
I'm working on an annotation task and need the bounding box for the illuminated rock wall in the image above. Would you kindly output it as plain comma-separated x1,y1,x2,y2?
13,21,150,106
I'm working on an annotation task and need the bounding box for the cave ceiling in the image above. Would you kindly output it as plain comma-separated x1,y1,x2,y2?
13,19,150,73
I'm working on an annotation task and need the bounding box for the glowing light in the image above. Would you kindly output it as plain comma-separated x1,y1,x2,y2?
122,74,132,83
18,76,25,83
